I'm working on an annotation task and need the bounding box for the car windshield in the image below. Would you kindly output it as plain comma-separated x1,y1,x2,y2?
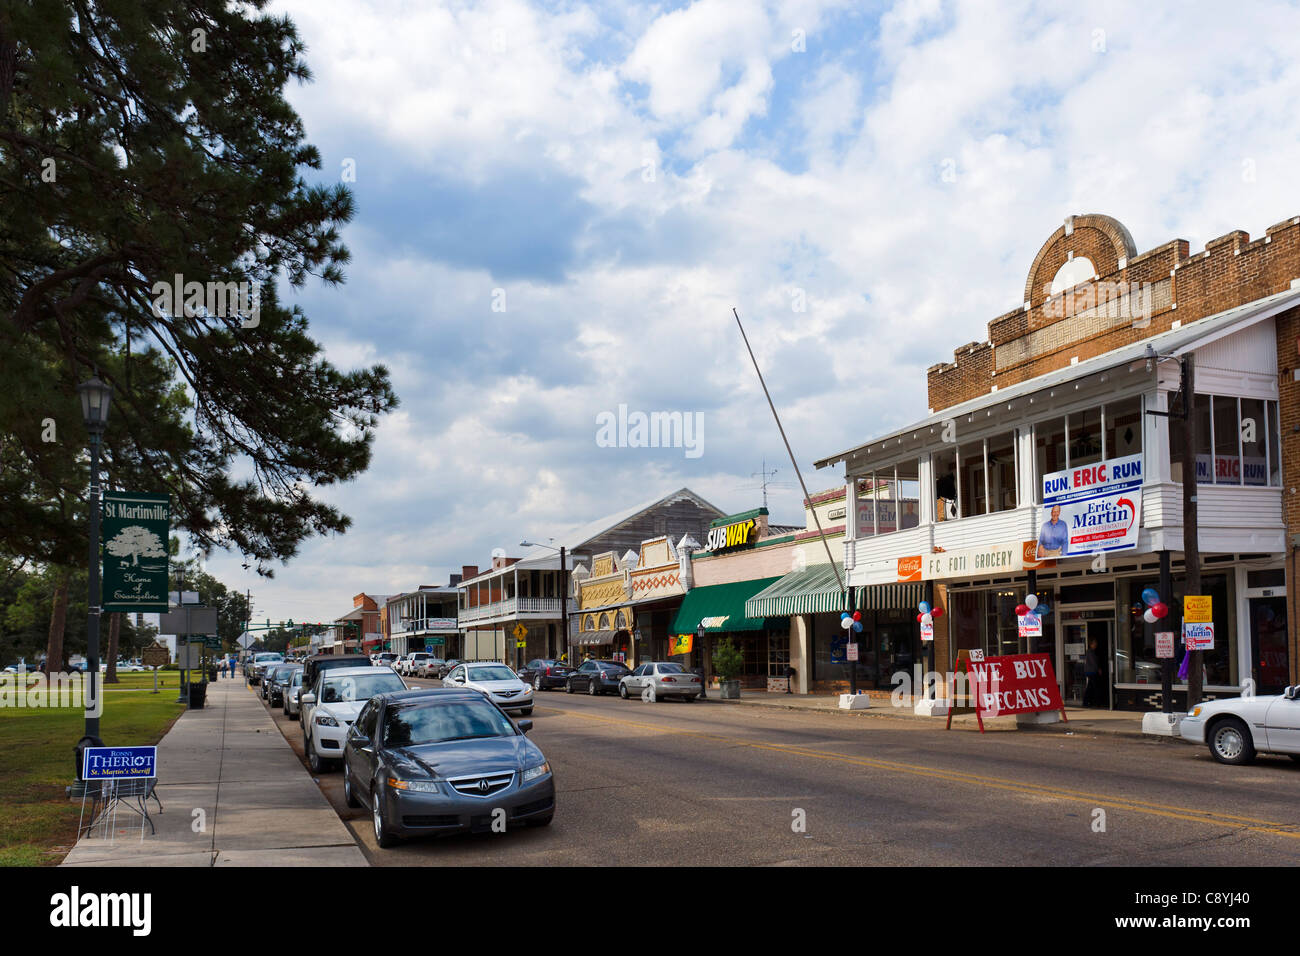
256,654,281,662
383,698,518,747
290,672,302,686
467,665,517,682
596,662,629,673
656,663,685,673
319,672,406,703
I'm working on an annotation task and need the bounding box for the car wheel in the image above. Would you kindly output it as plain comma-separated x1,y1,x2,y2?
588,678,598,696
619,683,629,699
344,769,361,808
565,679,574,694
520,707,533,716
308,738,325,774
1208,717,1256,765
373,789,399,848
534,675,542,691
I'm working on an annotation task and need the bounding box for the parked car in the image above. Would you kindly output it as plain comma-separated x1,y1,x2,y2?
565,659,630,696
402,652,433,676
436,659,462,679
298,653,372,729
517,659,573,691
302,666,409,773
619,661,702,701
393,654,415,676
266,663,302,707
342,688,554,847
247,652,284,686
375,652,399,668
416,657,446,679
284,669,306,718
1180,684,1300,764
442,662,534,715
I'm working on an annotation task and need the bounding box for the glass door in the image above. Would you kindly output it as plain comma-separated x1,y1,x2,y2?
1249,596,1288,695
1062,621,1088,705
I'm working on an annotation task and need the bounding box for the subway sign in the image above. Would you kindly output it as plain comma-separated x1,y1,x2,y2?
706,518,757,553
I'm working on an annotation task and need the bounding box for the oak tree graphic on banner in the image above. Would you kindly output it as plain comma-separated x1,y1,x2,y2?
106,526,167,567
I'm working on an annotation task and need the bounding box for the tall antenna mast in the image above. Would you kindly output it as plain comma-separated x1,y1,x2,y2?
752,458,780,509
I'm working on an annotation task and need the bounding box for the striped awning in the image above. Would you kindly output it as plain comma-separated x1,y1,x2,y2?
576,630,616,646
745,563,924,617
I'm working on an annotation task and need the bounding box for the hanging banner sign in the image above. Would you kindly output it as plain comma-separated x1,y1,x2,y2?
102,492,171,612
1037,454,1142,559
920,623,934,642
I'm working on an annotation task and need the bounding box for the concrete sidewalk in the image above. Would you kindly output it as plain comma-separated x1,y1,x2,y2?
61,676,367,867
702,688,1156,738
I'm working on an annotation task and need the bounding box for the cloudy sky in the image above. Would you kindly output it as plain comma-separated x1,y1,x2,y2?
203,0,1300,627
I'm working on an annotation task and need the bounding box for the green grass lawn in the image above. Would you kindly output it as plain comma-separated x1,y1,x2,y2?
0,691,184,866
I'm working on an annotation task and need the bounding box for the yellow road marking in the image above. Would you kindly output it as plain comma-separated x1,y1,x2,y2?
540,706,1300,839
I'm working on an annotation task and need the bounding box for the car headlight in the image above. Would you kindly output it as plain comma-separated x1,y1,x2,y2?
315,713,339,727
522,761,550,782
1189,706,1202,717
388,778,440,793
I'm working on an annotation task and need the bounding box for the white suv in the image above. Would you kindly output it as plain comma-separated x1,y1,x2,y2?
302,666,408,773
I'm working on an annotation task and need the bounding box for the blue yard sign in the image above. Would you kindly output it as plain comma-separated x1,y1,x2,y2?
82,745,158,780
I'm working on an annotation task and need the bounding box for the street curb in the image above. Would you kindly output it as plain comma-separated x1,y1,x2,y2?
700,694,1162,740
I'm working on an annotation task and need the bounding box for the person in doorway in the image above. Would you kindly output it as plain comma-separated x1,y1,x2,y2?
1083,638,1102,707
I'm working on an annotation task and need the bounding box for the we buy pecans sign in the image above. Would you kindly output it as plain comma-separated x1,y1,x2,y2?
966,653,1066,728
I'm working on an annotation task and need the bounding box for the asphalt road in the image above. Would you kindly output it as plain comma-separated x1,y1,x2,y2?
260,676,1300,867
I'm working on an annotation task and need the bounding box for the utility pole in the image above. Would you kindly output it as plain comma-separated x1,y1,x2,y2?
560,545,568,664
1180,355,1204,707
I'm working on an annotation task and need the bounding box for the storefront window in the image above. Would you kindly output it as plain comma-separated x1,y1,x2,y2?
1034,417,1066,501
896,461,921,529
1069,407,1103,468
957,438,986,516
768,634,790,679
1169,394,1213,484
987,432,1017,513
1212,396,1240,485
933,448,957,521
1270,400,1282,486
1106,395,1143,458
986,590,1022,656
1116,573,1236,687
1239,397,1268,486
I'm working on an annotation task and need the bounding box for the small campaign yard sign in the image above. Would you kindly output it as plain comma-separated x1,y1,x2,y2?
82,745,157,781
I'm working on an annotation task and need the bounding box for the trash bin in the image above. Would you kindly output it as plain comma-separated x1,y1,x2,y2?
208,665,218,683
188,681,206,709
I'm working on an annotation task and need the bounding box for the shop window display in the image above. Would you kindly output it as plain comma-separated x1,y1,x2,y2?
1115,574,1236,687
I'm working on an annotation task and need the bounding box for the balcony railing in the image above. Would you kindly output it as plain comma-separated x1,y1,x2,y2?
458,597,573,623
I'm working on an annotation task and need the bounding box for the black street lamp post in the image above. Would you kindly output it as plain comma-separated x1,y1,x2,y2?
77,377,112,745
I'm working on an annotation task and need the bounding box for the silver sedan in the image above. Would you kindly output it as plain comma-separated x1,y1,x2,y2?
619,662,702,702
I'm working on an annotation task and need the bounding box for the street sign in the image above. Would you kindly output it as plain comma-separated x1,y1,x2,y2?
512,623,528,641
846,643,859,661
101,491,170,612
1155,631,1175,659
515,640,526,649
203,636,221,649
159,606,219,636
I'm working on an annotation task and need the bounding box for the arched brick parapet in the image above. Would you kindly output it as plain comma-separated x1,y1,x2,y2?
1024,214,1138,308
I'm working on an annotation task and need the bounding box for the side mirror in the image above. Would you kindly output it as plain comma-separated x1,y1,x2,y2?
351,733,370,748
517,719,533,734
301,692,316,705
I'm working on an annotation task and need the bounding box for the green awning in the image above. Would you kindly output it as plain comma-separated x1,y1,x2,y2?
669,577,783,635
745,563,925,617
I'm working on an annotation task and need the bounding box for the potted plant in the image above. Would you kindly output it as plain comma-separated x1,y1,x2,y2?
712,638,744,699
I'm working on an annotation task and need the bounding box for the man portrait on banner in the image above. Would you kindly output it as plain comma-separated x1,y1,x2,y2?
1036,505,1069,559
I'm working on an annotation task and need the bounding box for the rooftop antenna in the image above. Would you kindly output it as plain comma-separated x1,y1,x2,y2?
752,459,779,509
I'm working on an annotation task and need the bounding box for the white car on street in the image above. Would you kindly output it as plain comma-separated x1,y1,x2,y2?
442,662,534,716
1180,685,1300,765
302,666,408,773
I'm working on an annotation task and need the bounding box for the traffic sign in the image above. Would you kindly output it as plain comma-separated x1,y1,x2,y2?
512,623,528,641
515,640,526,649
